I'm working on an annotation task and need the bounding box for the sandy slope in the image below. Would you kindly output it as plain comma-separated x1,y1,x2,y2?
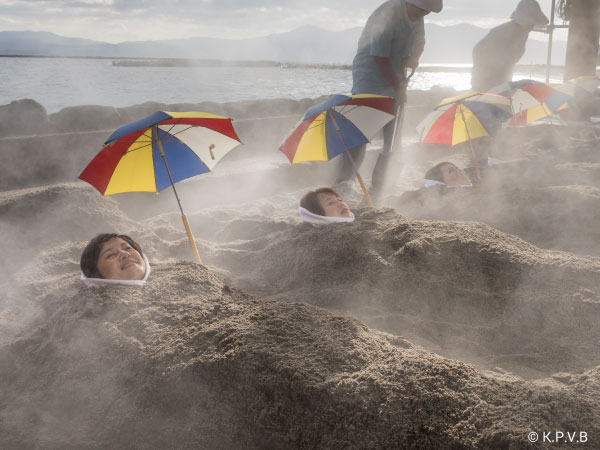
2,262,599,449
205,207,600,378
1,95,599,448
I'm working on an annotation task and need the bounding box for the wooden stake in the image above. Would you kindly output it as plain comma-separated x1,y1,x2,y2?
355,172,374,208
467,141,482,181
182,214,203,265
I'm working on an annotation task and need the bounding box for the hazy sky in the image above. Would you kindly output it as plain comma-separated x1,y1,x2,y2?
0,0,566,43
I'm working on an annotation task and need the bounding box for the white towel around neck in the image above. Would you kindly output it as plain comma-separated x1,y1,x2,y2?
488,156,529,166
424,179,446,188
80,253,151,287
299,206,355,225
424,179,472,188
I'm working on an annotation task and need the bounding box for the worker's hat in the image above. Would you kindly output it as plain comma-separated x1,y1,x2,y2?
511,0,549,26
406,0,443,13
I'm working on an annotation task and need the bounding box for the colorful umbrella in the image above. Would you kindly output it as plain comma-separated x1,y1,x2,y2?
553,76,600,112
279,93,395,207
79,110,242,264
488,79,571,125
416,91,512,178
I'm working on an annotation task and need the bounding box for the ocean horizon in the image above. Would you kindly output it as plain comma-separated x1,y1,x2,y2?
1,56,566,113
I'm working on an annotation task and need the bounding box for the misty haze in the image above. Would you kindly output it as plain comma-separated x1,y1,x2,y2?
1,0,600,448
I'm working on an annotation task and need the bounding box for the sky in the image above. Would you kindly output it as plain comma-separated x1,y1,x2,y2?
0,0,567,43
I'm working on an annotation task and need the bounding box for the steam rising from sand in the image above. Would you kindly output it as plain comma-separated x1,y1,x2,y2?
1,93,600,448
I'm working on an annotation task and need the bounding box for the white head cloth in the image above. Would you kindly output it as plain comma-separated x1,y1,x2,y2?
424,179,446,188
488,156,530,165
511,0,549,26
80,253,151,287
406,0,443,13
424,179,472,188
299,206,355,225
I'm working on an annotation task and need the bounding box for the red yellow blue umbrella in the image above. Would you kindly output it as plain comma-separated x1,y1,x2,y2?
488,79,571,125
79,110,242,264
416,91,512,178
552,76,600,113
279,93,394,207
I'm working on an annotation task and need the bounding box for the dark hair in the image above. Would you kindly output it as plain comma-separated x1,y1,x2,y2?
80,233,143,278
425,161,454,183
300,187,341,216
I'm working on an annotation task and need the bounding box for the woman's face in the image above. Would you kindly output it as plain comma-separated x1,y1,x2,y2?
317,192,352,218
96,237,146,280
440,163,471,186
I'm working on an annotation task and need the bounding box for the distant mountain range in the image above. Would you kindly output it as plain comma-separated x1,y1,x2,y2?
0,24,567,65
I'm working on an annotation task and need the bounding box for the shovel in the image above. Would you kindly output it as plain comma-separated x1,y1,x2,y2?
371,67,416,196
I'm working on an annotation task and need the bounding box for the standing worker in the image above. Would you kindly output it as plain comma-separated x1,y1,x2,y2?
471,0,549,92
337,0,443,198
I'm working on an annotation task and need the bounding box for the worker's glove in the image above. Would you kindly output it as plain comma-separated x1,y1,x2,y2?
403,54,420,70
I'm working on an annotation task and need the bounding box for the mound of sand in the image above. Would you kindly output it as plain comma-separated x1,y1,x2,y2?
2,94,600,448
206,208,600,378
383,138,600,257
1,261,598,450
0,99,50,137
0,183,138,277
389,180,600,256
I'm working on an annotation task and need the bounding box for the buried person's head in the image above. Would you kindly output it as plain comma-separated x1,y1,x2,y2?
301,187,352,218
81,233,147,281
299,187,355,225
425,161,472,187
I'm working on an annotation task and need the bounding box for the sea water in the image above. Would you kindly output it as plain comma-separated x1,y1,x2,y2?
1,57,561,113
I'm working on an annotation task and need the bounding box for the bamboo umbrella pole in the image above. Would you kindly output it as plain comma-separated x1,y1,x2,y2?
329,112,374,208
457,103,482,181
153,126,203,265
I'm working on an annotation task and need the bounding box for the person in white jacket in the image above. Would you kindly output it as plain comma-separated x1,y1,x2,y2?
471,0,549,92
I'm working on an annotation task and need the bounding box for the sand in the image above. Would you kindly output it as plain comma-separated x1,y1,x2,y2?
1,93,599,449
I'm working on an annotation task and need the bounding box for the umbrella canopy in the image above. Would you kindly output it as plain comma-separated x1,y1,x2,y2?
488,79,572,125
279,94,394,164
552,76,600,112
417,91,512,146
567,76,600,93
80,111,242,195
79,111,242,265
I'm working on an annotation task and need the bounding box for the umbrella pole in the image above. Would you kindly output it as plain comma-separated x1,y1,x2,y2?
515,102,527,154
542,102,555,126
458,104,482,180
353,170,374,208
329,113,375,208
154,126,203,265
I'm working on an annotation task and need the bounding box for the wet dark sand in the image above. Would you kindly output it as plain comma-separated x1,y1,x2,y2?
1,94,599,449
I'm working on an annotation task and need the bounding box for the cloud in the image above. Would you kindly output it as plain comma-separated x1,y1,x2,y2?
0,0,561,43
